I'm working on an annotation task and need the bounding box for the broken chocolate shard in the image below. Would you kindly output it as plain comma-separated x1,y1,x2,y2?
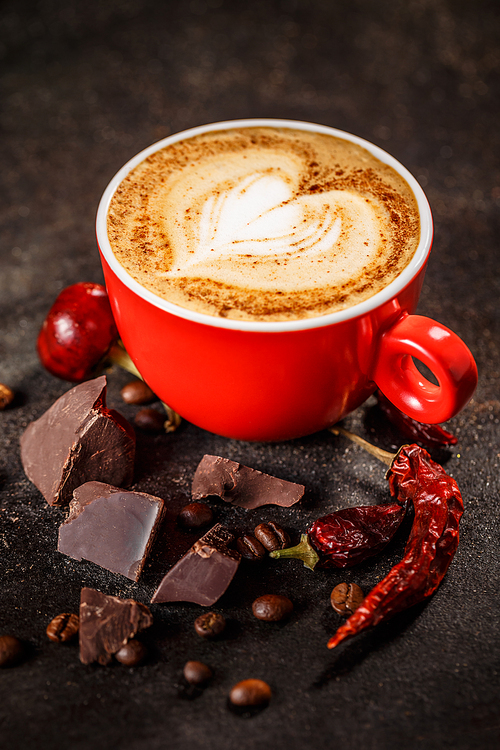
192,455,305,509
20,376,135,506
79,587,152,666
151,523,240,606
58,481,166,581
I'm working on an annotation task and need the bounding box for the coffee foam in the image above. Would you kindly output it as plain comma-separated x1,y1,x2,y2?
107,128,420,321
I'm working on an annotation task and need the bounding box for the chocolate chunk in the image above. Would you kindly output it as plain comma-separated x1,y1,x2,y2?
20,376,135,506
151,523,240,606
192,455,305,509
58,481,165,581
79,587,152,665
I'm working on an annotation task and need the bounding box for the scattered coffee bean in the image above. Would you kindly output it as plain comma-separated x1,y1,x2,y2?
177,502,214,529
120,380,155,405
330,582,364,616
252,594,293,622
229,679,272,707
194,611,226,638
183,660,213,686
46,613,79,643
0,383,14,410
254,522,290,551
114,639,147,666
134,408,165,433
0,635,24,667
236,534,266,562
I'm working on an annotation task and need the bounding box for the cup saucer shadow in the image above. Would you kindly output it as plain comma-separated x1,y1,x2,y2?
312,599,429,688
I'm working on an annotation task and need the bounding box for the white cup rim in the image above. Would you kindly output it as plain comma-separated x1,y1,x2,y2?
96,118,433,332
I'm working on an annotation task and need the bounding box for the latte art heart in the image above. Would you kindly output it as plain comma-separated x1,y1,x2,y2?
166,172,344,274
162,162,382,292
108,127,420,321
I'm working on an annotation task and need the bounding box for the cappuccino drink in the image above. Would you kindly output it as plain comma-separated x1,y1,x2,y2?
107,127,420,322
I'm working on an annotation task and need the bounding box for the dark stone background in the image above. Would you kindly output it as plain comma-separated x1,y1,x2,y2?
1,1,499,748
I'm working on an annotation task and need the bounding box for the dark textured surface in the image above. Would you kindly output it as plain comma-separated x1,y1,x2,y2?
0,1,499,748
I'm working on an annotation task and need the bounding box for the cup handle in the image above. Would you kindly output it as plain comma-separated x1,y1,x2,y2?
371,313,478,424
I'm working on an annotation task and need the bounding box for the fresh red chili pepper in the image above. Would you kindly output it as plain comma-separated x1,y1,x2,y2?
270,502,407,571
377,390,458,447
327,430,463,650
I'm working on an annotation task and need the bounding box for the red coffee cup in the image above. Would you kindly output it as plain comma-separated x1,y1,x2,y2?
96,119,477,441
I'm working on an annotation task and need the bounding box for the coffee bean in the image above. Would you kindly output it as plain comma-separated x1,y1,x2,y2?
183,660,213,686
46,613,79,643
0,635,24,667
194,612,226,638
330,582,364,616
134,408,165,432
120,380,155,405
0,383,14,410
236,534,266,562
254,522,290,551
115,639,147,666
229,679,272,707
177,502,214,529
252,594,293,622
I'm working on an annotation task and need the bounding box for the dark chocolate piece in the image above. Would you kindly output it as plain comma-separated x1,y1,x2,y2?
192,455,305,509
20,376,135,506
58,481,165,581
79,587,152,665
151,523,240,606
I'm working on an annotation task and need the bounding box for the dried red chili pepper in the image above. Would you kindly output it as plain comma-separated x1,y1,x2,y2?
270,502,407,571
327,427,463,650
377,390,458,448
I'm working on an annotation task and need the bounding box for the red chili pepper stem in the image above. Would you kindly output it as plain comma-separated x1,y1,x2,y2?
106,341,142,378
106,341,181,433
330,426,399,466
270,534,320,571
